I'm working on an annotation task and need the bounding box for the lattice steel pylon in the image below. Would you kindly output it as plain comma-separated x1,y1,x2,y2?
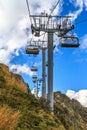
30,12,79,111
33,77,42,98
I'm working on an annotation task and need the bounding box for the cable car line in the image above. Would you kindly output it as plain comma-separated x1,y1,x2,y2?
39,32,46,37
75,18,87,25
26,0,32,25
46,0,61,28
50,0,61,16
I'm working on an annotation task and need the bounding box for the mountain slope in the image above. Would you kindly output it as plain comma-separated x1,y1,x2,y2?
0,63,29,93
0,63,87,130
0,64,64,130
54,91,87,130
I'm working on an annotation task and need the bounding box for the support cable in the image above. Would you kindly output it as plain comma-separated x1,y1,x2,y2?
47,0,61,28
26,0,32,25
50,0,60,16
75,18,87,25
39,32,46,37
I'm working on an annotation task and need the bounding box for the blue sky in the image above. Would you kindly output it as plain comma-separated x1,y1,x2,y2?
0,0,87,106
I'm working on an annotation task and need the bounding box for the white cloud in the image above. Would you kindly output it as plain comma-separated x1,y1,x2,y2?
66,90,87,107
0,0,27,34
0,0,86,66
0,0,63,66
69,0,87,21
0,0,29,66
38,91,42,97
72,34,87,55
29,0,62,15
83,0,87,10
69,0,83,21
0,49,13,65
0,0,64,79
1,0,86,78
10,64,34,77
34,61,42,67
80,34,87,49
31,88,41,97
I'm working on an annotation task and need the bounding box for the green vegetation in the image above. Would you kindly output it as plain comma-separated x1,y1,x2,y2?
0,64,63,130
0,85,63,130
0,105,20,130
54,91,87,130
0,64,87,130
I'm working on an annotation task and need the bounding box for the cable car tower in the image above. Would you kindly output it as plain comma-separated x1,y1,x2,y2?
32,76,42,98
32,74,41,98
29,11,79,111
26,39,47,104
28,40,47,101
26,0,79,111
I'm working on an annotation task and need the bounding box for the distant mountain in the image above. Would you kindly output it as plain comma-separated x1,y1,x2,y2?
0,63,87,130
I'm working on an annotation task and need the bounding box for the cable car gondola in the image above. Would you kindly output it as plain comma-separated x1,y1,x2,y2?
31,66,38,72
32,75,37,79
33,80,37,83
59,36,80,48
26,46,39,55
46,62,48,67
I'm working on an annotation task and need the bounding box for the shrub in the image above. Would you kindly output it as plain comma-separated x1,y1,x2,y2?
0,105,20,130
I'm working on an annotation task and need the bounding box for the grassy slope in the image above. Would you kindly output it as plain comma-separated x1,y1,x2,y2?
0,105,20,130
0,64,64,130
54,92,87,130
0,64,87,130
